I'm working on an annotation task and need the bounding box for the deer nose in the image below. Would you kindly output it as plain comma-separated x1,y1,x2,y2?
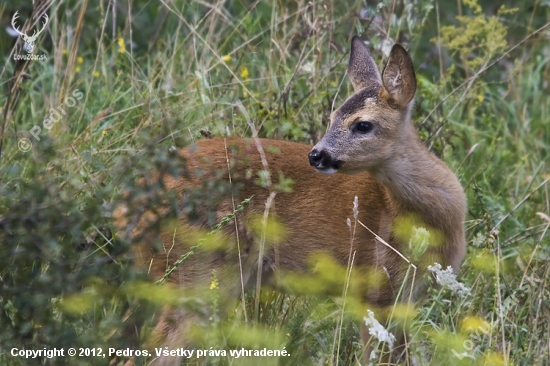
308,149,330,168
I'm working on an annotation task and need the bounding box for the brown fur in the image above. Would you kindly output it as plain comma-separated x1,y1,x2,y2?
114,37,466,365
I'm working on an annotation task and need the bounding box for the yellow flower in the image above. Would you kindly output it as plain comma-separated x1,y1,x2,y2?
77,56,84,64
222,55,231,62
102,130,107,136
483,352,506,366
240,66,249,80
209,278,219,290
117,37,125,53
75,66,81,73
92,71,100,78
461,316,490,333
477,94,484,103
62,49,68,55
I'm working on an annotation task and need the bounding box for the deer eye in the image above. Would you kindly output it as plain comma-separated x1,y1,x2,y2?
354,121,374,134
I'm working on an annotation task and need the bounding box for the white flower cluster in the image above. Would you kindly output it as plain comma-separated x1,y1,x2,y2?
427,262,471,298
363,310,396,350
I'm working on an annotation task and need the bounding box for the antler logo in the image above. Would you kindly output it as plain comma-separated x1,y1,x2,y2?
11,11,49,54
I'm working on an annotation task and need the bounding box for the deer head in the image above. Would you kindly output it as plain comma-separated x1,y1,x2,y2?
11,11,49,54
309,37,417,174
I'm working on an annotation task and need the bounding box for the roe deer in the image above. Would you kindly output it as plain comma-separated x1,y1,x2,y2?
115,36,466,365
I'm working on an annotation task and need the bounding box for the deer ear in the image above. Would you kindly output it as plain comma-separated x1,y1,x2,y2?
347,36,382,92
381,44,416,108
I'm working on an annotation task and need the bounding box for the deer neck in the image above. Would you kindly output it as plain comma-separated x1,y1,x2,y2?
371,128,462,233
369,127,466,270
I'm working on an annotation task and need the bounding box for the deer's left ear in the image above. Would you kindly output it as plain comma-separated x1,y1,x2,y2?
381,44,416,109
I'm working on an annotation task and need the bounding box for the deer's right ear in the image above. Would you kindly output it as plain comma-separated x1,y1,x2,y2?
347,36,382,92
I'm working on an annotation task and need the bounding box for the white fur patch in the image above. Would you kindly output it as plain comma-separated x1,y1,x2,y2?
316,167,338,175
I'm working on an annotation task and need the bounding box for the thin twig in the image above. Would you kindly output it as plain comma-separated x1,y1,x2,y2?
491,177,550,232
223,137,249,323
235,100,277,322
357,220,417,269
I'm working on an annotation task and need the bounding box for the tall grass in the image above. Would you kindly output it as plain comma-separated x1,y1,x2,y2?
1,0,549,365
